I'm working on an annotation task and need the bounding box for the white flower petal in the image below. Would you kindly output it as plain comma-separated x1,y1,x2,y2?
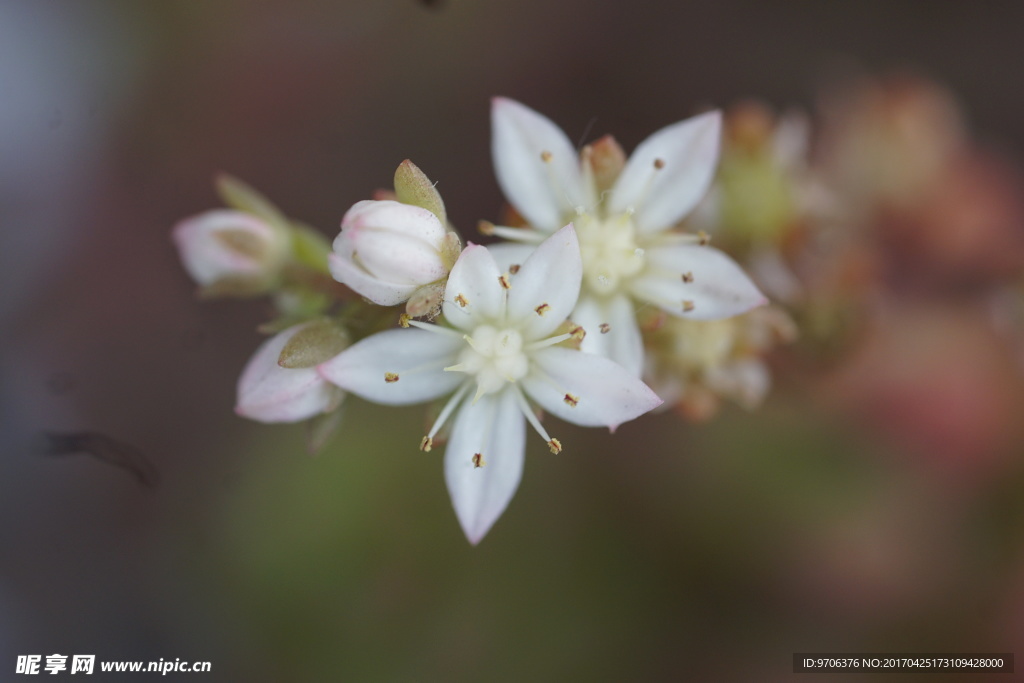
572,293,645,377
487,242,538,275
505,224,582,339
629,244,767,320
522,347,662,430
491,97,585,232
317,328,463,405
442,244,505,330
236,325,338,423
349,228,448,285
328,251,419,306
444,388,525,544
342,199,447,244
608,111,721,233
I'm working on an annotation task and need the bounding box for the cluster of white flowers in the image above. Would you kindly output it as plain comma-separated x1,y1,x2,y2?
173,99,768,543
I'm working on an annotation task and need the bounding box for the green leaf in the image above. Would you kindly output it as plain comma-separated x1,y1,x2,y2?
393,159,446,224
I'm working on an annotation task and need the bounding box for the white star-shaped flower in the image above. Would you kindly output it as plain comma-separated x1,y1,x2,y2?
489,98,767,376
318,225,662,543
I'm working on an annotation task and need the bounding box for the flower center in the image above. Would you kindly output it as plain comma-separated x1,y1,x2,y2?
575,210,646,296
456,325,529,396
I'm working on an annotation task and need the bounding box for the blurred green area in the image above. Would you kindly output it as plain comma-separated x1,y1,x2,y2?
149,397,1021,680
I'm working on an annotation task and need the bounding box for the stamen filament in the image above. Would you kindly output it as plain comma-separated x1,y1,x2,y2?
579,145,600,208
426,382,472,439
631,288,694,315
524,364,569,403
407,320,463,338
398,357,457,377
526,333,573,351
511,384,552,443
488,225,548,244
617,158,664,210
653,232,709,246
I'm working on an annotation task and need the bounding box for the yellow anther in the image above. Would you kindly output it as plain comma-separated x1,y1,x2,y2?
399,313,411,328
682,300,695,313
498,275,511,290
563,393,579,408
385,372,400,383
570,324,586,342
477,220,496,236
419,436,433,452
698,230,710,246
599,323,611,334
509,264,521,274
472,452,486,468
682,271,694,283
540,150,553,163
547,438,562,454
454,293,468,307
535,303,551,316
653,158,666,170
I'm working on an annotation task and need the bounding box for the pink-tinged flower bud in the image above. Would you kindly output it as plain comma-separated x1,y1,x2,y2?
329,199,453,306
235,324,343,423
173,209,288,291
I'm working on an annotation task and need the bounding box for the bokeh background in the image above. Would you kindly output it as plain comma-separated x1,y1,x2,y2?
3,1,1024,680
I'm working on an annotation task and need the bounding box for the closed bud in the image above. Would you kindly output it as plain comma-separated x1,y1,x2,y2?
329,199,454,306
235,323,344,423
173,209,288,294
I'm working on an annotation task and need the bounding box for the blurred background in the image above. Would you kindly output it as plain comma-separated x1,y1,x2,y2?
3,1,1024,680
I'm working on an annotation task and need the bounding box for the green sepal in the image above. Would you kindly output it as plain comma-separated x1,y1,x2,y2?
277,318,350,369
393,159,446,225
289,221,332,273
439,231,462,270
258,314,309,335
215,174,289,228
212,228,271,260
198,275,272,299
305,396,345,455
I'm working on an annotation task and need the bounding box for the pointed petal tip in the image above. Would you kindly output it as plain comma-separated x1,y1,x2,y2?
687,109,722,135
702,108,723,124
605,395,665,434
491,95,520,110
552,222,578,245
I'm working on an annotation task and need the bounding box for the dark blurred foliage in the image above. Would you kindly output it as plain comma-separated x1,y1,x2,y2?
3,1,1024,681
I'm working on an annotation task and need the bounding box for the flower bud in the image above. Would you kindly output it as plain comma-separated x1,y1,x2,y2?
173,209,288,294
235,323,344,423
329,199,453,306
